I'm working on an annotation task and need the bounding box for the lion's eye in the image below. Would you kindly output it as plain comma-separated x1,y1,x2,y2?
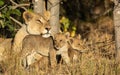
36,19,42,23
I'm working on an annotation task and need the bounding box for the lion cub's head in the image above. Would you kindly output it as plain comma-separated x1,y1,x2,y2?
69,34,86,52
54,32,70,50
23,11,51,37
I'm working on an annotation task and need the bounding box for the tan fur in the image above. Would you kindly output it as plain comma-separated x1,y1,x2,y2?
0,38,13,73
21,35,56,68
68,48,80,63
54,33,87,64
69,35,87,63
23,11,51,35
69,34,87,52
54,33,71,65
12,25,28,54
0,38,12,61
12,11,51,54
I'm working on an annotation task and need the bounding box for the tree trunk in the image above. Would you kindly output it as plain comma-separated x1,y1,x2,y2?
33,0,60,35
33,0,45,15
49,0,60,35
113,0,120,63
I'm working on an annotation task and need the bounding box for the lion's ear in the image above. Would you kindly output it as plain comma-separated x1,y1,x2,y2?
23,11,34,23
44,11,50,21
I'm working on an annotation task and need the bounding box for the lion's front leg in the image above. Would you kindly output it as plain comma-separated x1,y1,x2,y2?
21,53,35,69
61,50,71,66
49,48,57,68
21,51,43,69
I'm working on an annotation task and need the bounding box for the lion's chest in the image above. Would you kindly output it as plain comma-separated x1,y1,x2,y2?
56,44,68,55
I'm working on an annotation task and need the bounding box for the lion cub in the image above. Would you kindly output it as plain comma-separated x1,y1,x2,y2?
54,32,86,64
68,35,86,63
21,35,56,68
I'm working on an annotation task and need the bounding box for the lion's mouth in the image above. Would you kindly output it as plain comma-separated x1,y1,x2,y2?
42,30,51,38
54,47,59,50
54,46,60,50
42,33,51,38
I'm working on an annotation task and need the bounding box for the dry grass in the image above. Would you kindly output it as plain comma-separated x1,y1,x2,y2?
0,16,120,75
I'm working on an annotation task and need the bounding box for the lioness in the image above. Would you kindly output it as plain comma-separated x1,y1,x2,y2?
17,11,57,68
54,32,87,64
12,10,51,54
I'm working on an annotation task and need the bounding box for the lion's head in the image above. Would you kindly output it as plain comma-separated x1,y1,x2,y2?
23,11,51,37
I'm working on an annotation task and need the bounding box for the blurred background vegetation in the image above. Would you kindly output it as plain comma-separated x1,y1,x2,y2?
0,0,114,38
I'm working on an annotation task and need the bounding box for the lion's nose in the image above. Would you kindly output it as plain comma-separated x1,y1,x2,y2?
45,28,50,31
45,26,51,31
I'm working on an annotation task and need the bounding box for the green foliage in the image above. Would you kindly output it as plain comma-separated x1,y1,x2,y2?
60,16,77,36
0,5,21,37
0,0,31,37
71,25,76,37
0,0,4,6
60,16,70,32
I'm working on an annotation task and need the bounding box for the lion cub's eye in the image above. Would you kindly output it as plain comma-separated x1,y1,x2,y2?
54,40,57,42
78,43,80,45
60,40,62,42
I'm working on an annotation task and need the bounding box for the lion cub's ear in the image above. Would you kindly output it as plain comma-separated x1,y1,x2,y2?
65,32,70,39
44,11,50,21
75,34,81,39
23,11,34,23
69,38,74,44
